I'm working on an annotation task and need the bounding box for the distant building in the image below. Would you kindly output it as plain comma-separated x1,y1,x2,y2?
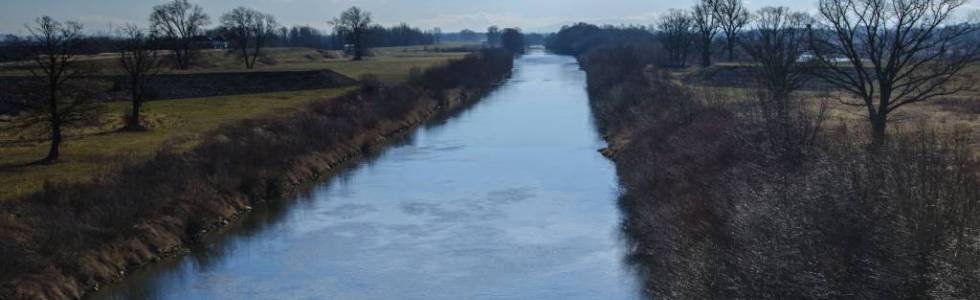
191,36,229,49
209,36,229,49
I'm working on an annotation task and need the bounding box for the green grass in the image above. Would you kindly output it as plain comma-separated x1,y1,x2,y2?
0,45,472,201
0,88,355,201
0,45,473,80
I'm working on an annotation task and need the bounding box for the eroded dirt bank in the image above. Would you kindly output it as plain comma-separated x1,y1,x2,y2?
0,49,513,300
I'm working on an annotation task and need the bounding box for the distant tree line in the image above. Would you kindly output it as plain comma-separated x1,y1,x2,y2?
545,23,655,56
0,4,451,64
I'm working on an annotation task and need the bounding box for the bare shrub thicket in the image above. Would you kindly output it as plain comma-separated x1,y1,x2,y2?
581,42,980,298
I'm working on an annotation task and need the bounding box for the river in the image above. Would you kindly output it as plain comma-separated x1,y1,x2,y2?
89,50,642,300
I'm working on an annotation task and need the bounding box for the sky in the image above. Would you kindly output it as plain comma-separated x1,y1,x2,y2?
1,0,977,35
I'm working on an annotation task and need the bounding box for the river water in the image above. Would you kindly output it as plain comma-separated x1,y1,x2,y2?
90,50,641,300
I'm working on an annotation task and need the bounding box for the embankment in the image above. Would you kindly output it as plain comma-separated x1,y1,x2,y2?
579,45,980,299
0,48,514,300
0,69,358,115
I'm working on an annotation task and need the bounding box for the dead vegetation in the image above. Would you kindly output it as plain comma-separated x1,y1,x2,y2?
582,44,980,299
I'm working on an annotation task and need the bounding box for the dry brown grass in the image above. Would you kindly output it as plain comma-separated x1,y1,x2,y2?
673,67,980,156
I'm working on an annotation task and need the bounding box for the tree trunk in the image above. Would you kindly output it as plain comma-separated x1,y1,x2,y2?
701,48,712,67
870,114,888,151
353,33,363,61
42,86,61,163
242,46,252,69
128,98,143,130
250,44,261,69
727,39,735,62
44,118,62,163
174,48,186,70
131,100,141,128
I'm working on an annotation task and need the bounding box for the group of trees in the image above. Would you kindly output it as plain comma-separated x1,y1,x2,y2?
4,0,523,164
546,23,655,56
499,28,526,54
653,0,979,148
9,16,158,163
656,0,750,67
272,23,440,51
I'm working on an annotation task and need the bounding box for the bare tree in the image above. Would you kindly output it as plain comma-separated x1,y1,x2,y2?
810,0,980,148
119,25,163,131
331,7,372,61
21,17,102,163
692,0,721,67
712,0,751,61
742,7,822,163
742,7,815,103
432,27,442,45
150,0,210,70
220,7,278,69
487,26,502,46
657,9,696,68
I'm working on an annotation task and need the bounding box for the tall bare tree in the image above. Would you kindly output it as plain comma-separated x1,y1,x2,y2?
742,7,815,103
150,0,210,70
742,7,821,163
331,7,372,61
220,7,278,69
712,0,751,61
810,0,980,148
658,9,696,68
21,17,102,163
693,0,721,67
119,25,163,131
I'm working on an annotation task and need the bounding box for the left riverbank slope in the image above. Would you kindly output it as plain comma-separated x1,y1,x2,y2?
0,48,514,300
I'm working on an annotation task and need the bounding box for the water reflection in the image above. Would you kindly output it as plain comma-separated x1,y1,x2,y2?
90,50,643,300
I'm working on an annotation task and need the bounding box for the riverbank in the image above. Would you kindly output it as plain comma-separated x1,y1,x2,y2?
0,48,514,300
0,45,471,202
579,45,980,298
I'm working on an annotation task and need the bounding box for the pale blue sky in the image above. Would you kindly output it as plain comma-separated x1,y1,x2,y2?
1,0,977,34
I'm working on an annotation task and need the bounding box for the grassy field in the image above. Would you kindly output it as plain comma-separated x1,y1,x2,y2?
0,88,355,201
675,66,980,148
0,45,473,201
0,44,474,82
